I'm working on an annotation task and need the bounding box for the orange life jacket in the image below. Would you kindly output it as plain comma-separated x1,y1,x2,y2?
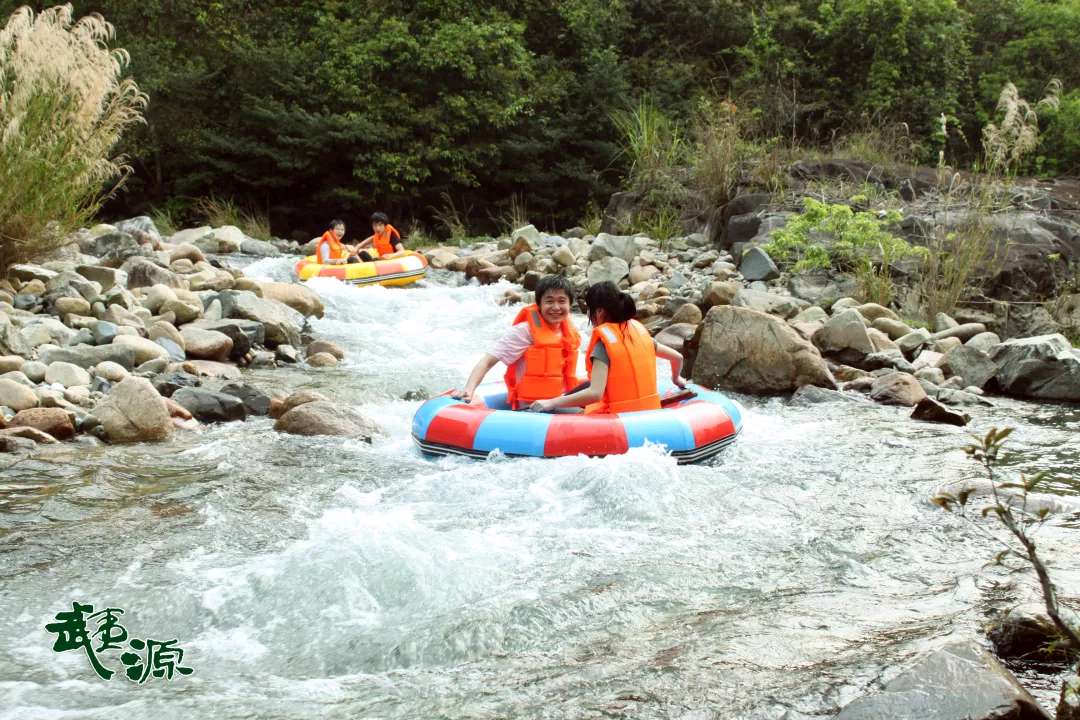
584,320,660,414
372,224,401,256
317,230,348,262
503,304,581,410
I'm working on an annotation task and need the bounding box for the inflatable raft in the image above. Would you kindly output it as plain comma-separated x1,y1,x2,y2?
412,381,742,464
294,251,428,287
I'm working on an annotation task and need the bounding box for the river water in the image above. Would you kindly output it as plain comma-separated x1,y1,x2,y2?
1,257,1078,719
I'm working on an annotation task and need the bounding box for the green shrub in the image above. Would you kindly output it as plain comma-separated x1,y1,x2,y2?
1035,88,1080,176
0,4,146,268
764,198,926,305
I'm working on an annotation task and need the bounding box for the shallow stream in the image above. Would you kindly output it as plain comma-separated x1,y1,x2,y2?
2,258,1078,719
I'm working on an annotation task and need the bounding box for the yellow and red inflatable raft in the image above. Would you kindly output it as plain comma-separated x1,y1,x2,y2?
294,251,428,287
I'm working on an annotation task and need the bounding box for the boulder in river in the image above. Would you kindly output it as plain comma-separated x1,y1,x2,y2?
91,376,172,443
274,400,382,439
990,333,1080,402
691,305,836,394
9,407,75,440
257,281,324,318
869,371,927,406
172,388,247,423
834,640,1050,720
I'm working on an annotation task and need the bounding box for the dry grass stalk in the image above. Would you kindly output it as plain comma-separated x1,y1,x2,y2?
0,4,146,267
982,80,1061,175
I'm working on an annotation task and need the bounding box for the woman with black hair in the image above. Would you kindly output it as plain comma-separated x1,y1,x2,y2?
529,281,686,414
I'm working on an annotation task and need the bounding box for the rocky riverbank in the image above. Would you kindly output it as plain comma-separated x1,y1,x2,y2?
0,218,380,455
419,184,1079,424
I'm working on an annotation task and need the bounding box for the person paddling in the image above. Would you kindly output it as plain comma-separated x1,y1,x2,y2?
528,281,686,414
355,211,404,261
456,275,581,409
316,219,359,265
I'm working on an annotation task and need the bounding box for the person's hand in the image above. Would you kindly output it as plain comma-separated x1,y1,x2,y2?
451,388,473,403
529,399,555,413
673,375,688,389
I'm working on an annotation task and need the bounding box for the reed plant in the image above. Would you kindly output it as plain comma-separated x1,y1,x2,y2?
0,4,146,268
982,80,1061,176
580,200,602,237
490,193,529,237
431,192,471,243
193,195,271,239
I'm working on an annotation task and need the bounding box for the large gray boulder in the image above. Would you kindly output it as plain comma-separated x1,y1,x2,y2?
75,264,125,289
940,345,998,389
114,216,163,245
191,319,264,358
738,246,780,281
731,289,807,319
219,290,302,347
835,640,1050,720
172,388,247,423
219,382,272,415
586,256,630,286
588,233,639,264
0,314,31,357
274,400,382,439
91,376,172,443
990,333,1080,402
83,231,154,268
240,238,280,257
39,343,138,370
691,305,836,394
179,326,233,361
869,371,927,406
813,309,875,360
121,256,186,290
257,281,324,318
786,271,858,304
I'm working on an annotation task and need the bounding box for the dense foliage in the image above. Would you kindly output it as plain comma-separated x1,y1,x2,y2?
2,0,1078,238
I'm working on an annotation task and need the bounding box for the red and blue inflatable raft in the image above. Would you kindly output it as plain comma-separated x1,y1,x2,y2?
412,381,742,464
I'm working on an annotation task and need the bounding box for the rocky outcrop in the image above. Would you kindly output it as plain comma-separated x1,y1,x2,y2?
691,306,836,394
835,640,1050,720
990,334,1080,402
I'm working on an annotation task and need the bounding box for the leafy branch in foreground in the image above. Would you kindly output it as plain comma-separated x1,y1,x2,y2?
932,427,1080,659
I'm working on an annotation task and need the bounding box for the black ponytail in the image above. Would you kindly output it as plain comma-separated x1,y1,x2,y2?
584,281,637,324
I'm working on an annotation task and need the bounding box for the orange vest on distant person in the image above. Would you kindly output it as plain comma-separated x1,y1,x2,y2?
584,320,659,414
372,224,400,256
317,230,348,261
503,304,581,410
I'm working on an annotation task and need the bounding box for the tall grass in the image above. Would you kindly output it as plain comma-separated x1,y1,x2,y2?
0,4,146,268
917,206,1003,322
982,80,1060,175
830,121,916,168
580,200,602,236
692,97,748,210
193,195,271,239
431,192,471,243
612,96,687,206
490,193,529,236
